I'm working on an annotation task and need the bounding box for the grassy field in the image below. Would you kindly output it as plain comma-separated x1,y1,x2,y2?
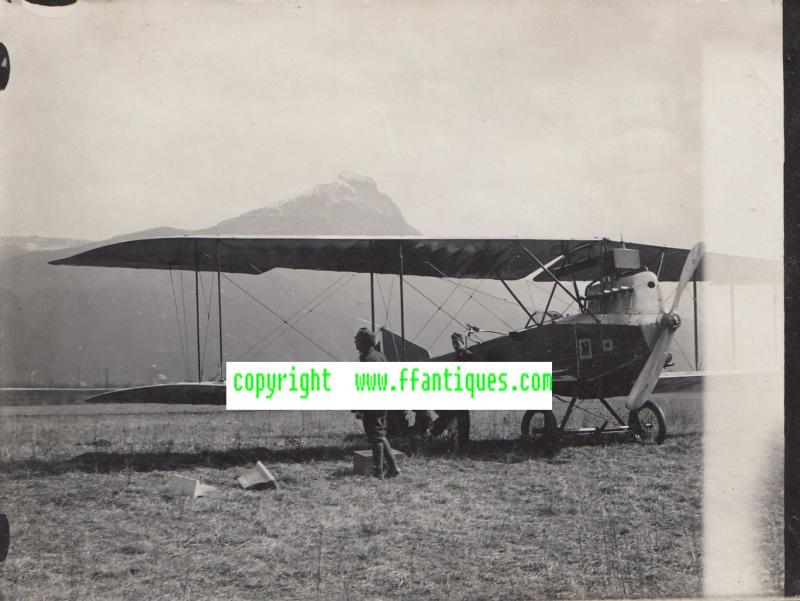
0,394,778,600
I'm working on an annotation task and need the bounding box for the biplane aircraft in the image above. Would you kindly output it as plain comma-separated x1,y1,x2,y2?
51,236,710,447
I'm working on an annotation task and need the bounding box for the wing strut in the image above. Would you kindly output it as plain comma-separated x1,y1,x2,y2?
216,241,224,377
540,282,557,326
498,278,536,324
370,272,376,332
399,247,405,361
692,275,699,371
516,241,600,323
730,284,737,369
194,241,202,382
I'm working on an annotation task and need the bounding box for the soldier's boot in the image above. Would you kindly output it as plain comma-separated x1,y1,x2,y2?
371,442,385,479
383,440,401,478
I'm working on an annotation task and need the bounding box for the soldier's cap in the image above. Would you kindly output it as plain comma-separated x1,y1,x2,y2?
354,327,376,344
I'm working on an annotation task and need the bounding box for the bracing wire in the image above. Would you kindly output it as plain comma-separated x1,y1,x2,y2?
670,336,695,370
373,274,401,357
462,291,516,330
524,279,538,313
422,261,516,330
267,273,358,347
385,275,395,324
410,277,464,341
234,272,352,361
179,269,192,378
404,278,468,338
221,273,341,361
197,271,215,379
168,268,191,381
426,254,513,348
552,395,621,425
242,273,357,360
428,278,489,348
691,283,707,322
423,261,519,306
232,272,282,360
375,274,401,358
375,274,392,329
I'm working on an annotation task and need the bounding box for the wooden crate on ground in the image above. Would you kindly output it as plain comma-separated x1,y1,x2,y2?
352,449,405,475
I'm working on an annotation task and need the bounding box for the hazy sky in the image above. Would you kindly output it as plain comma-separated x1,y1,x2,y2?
0,0,781,257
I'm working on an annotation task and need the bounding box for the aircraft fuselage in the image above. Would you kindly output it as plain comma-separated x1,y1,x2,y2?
433,270,666,399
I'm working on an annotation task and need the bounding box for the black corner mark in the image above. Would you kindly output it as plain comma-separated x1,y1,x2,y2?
0,43,8,91
22,0,77,6
785,1,800,595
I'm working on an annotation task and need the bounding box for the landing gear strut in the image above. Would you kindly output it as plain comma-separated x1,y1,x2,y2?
520,397,668,447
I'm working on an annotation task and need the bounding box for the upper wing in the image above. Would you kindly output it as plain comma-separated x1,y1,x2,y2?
49,236,697,281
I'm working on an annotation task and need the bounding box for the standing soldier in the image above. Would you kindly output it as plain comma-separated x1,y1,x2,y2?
431,333,473,446
352,328,401,479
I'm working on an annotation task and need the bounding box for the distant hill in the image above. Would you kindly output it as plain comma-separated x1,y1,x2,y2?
0,236,90,262
0,174,444,387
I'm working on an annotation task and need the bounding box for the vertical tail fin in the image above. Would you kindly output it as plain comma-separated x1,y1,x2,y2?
380,328,430,361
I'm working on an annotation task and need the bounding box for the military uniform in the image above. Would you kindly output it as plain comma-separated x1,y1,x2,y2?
387,410,412,437
359,346,386,364
411,410,435,435
430,334,474,446
353,329,400,478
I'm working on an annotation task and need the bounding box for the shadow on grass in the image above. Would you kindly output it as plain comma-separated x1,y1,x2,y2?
0,443,362,476
0,431,699,477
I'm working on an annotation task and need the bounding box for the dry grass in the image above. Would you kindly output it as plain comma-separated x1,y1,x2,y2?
0,393,767,600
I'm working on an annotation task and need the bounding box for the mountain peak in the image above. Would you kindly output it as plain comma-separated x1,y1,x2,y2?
204,173,419,235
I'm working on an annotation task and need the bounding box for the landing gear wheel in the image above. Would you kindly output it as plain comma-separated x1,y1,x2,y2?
628,401,666,445
521,410,559,451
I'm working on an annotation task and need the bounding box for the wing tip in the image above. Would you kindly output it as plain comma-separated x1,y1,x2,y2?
49,255,83,266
